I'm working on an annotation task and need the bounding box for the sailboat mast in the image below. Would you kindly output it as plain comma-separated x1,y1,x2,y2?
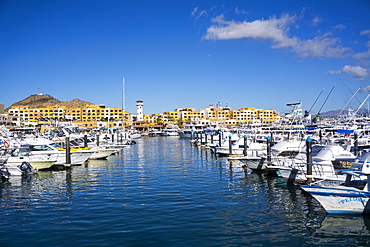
122,77,125,112
122,77,126,125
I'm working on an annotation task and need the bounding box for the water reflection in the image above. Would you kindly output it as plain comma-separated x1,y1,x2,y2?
307,215,370,246
2,137,370,246
241,169,370,245
0,160,113,205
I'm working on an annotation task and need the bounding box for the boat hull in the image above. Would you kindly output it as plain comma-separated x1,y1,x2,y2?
239,157,267,170
6,156,56,170
301,185,370,214
29,150,94,165
89,149,116,160
6,160,56,170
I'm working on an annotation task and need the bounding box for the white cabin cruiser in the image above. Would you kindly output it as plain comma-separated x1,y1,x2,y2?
19,138,94,166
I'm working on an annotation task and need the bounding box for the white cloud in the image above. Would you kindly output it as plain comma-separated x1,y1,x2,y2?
334,24,346,30
353,30,370,61
203,14,298,46
191,7,207,20
310,16,322,26
360,30,370,36
354,48,370,60
202,14,351,58
359,86,370,93
235,7,247,15
295,35,350,58
327,65,369,78
191,7,198,16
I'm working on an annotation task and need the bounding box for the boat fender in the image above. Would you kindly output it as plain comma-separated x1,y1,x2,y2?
20,162,31,172
3,141,10,148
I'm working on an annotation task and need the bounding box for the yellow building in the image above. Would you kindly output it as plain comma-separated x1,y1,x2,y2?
256,109,279,124
163,111,179,122
7,104,131,128
6,102,280,129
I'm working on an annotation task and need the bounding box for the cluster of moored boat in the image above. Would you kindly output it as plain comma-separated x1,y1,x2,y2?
0,125,138,181
4,120,370,214
186,124,370,214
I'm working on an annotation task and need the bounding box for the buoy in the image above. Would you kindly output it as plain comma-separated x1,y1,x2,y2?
3,141,10,148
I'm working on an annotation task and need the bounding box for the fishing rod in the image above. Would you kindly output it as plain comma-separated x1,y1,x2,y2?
315,84,336,119
308,88,324,113
349,93,370,122
338,88,361,118
355,74,370,116
355,74,370,94
339,78,362,105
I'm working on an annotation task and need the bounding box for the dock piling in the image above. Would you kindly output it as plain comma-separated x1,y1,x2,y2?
266,136,272,166
354,132,359,156
65,136,71,167
228,135,232,156
306,136,313,184
243,135,248,156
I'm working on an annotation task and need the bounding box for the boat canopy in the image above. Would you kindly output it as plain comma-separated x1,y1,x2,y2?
336,129,354,134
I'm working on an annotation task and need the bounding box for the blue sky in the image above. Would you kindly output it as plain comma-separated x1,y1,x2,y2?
1,0,370,116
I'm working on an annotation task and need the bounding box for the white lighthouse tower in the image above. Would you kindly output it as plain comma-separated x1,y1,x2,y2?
136,100,144,121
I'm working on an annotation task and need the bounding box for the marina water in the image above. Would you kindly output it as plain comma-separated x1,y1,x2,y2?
1,137,370,246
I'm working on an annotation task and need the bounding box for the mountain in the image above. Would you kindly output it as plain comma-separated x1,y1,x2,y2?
318,109,370,118
7,94,94,110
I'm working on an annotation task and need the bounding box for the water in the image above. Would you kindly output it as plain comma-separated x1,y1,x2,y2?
1,137,370,246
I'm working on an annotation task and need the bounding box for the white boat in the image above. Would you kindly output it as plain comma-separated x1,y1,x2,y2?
147,128,162,136
178,123,206,138
160,125,180,136
268,144,356,183
4,161,35,176
125,129,141,139
238,139,314,171
20,138,94,166
216,136,266,156
213,133,240,155
270,139,307,156
129,132,141,139
5,146,57,170
301,171,370,214
89,147,117,160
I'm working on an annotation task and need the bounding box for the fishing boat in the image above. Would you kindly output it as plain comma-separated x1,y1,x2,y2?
301,170,370,214
238,139,312,171
267,144,356,183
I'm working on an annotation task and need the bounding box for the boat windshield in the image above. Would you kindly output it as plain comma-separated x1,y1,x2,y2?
29,145,54,151
50,143,63,149
12,148,31,157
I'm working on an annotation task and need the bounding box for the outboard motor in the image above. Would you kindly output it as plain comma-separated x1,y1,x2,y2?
19,162,33,175
0,167,11,182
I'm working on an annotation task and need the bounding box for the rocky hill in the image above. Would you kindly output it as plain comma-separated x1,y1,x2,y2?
7,94,94,110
